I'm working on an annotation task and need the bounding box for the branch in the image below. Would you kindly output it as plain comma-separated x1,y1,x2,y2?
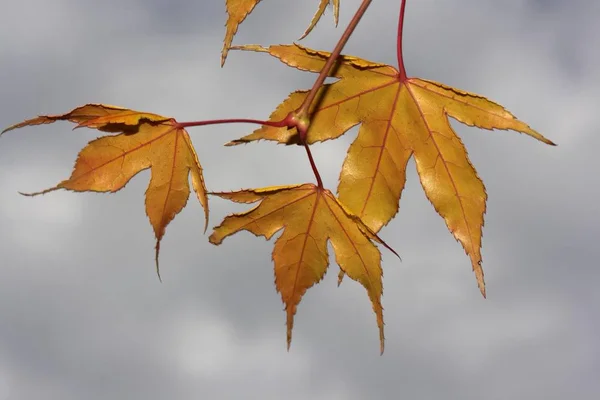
295,0,373,133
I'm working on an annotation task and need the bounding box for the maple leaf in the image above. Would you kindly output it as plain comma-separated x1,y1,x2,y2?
221,0,340,66
2,104,208,278
227,44,555,297
209,183,397,353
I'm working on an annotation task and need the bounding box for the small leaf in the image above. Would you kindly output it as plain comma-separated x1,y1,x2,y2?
3,104,209,279
210,183,395,353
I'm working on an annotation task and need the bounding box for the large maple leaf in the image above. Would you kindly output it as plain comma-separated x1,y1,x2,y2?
221,0,340,66
2,104,208,278
227,44,556,297
209,183,396,352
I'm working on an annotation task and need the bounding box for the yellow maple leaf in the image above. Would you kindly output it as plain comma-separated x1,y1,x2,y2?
227,44,556,297
209,183,395,353
2,104,208,278
221,0,340,66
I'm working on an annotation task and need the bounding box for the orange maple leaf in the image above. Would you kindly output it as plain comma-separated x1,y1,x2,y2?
209,183,396,353
227,44,556,297
2,104,208,278
221,0,340,66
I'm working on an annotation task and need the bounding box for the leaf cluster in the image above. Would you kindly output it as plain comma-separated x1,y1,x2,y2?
1,0,554,352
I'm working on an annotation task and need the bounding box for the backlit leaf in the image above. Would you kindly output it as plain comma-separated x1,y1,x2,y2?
2,104,208,279
209,183,395,352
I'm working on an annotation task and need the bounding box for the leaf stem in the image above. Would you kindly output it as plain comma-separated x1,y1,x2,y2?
179,0,374,190
292,0,372,190
397,0,408,81
303,143,323,189
177,118,288,129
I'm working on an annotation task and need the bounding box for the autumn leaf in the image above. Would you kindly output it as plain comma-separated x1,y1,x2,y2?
209,183,397,353
227,44,555,297
221,0,340,66
2,104,208,279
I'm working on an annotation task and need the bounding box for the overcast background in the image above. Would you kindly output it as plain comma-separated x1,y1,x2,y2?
0,0,599,399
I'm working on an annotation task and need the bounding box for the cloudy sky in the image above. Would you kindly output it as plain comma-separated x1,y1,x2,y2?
1,0,599,398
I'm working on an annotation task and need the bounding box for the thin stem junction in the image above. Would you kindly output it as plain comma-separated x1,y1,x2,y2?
294,0,373,187
177,0,375,189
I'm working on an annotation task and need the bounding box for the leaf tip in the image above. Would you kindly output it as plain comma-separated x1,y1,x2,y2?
229,44,269,53
337,270,345,287
378,319,385,355
374,232,401,262
474,263,486,298
202,202,210,235
208,231,222,246
18,186,59,197
155,241,163,283
1,122,22,135
286,325,293,352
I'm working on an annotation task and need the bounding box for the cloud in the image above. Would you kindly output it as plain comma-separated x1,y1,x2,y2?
0,0,598,399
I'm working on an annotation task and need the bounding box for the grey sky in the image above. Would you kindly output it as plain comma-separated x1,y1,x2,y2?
1,0,599,399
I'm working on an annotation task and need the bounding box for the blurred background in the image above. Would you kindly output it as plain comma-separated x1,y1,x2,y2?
0,0,598,398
